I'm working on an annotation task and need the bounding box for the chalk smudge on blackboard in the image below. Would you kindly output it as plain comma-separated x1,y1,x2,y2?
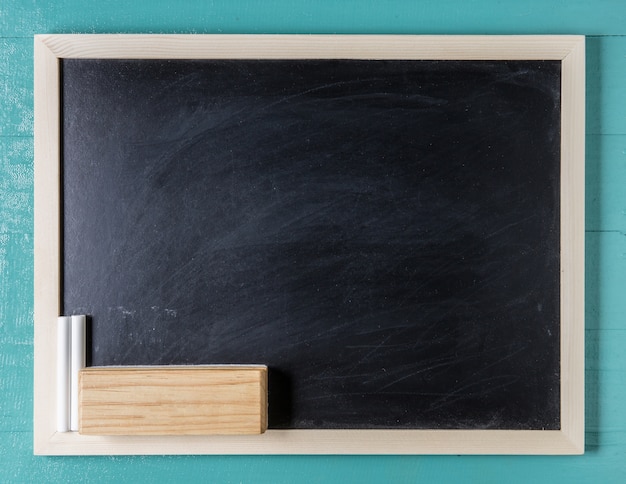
63,59,561,430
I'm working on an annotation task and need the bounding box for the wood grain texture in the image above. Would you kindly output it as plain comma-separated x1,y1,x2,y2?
559,37,586,453
586,135,626,232
4,0,626,37
0,0,623,480
32,34,62,453
78,366,268,435
38,33,583,60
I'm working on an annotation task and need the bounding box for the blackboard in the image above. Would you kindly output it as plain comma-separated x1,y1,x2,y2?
34,34,586,455
62,57,562,430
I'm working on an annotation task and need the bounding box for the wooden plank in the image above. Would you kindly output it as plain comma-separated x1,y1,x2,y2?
560,36,586,453
78,366,267,435
0,38,32,136
586,134,626,233
33,33,62,454
586,36,626,135
586,231,626,329
5,0,626,37
38,33,582,60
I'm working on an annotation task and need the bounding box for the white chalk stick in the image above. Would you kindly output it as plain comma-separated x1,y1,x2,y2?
70,315,86,432
56,316,71,432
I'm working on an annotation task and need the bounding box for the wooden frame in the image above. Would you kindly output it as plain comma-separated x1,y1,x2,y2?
34,34,585,455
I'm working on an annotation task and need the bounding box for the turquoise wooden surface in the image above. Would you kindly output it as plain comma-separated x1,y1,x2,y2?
2,0,626,36
1,1,625,482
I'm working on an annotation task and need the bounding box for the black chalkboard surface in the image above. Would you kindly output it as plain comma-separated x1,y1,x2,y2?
62,58,561,430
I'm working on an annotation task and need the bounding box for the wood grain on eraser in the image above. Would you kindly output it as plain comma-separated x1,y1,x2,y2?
78,366,267,435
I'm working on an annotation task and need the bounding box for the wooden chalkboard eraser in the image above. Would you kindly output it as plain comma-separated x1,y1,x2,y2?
78,365,268,435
